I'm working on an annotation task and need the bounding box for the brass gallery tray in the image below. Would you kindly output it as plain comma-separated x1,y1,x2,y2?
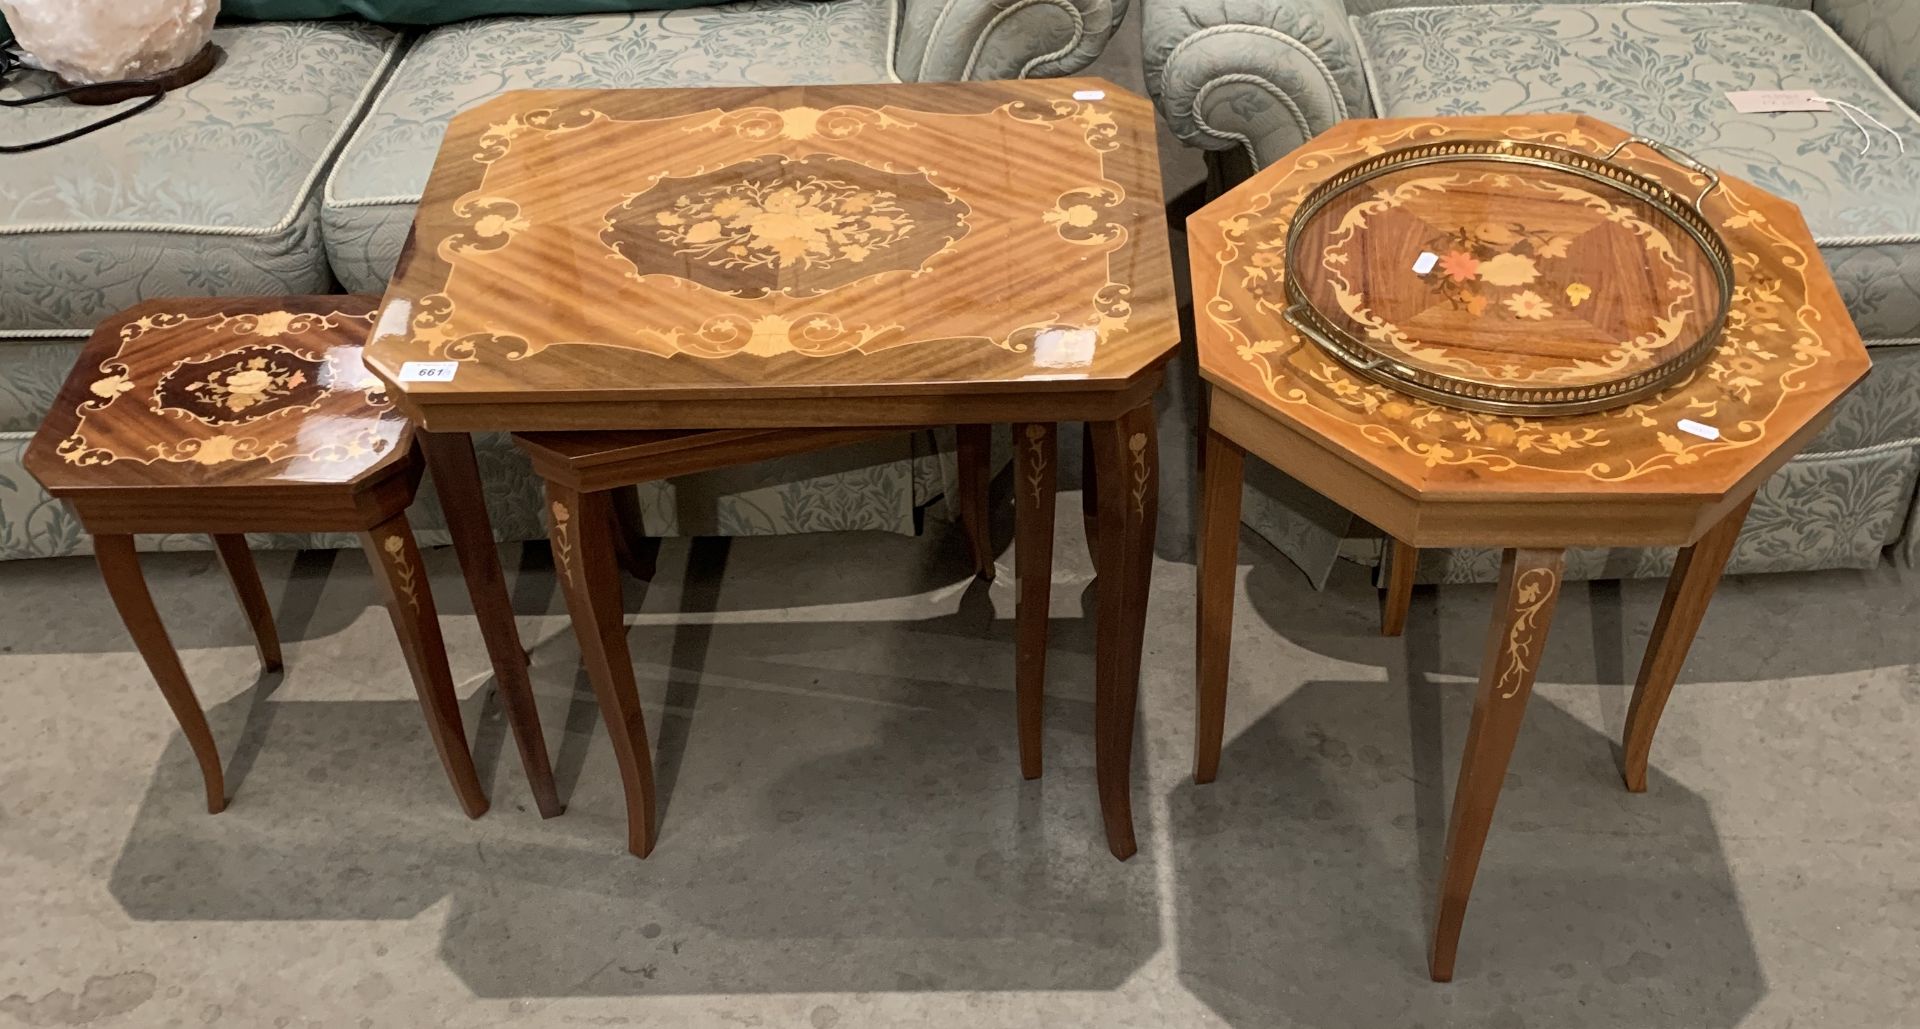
1282,136,1734,416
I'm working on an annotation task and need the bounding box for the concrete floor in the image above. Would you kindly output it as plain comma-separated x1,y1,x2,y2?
3,492,1919,1028
5,15,1919,1029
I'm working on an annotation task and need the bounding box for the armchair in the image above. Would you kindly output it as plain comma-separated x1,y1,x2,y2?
1147,0,1920,582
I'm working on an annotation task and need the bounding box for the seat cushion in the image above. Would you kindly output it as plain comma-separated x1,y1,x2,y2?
0,22,402,336
1355,2,1920,341
321,0,901,292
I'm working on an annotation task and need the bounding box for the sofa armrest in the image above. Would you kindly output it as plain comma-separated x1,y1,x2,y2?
1144,0,1371,167
895,0,1130,81
1817,0,1920,109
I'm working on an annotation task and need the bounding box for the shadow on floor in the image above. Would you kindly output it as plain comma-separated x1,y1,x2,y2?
1171,588,1765,1029
107,587,1157,998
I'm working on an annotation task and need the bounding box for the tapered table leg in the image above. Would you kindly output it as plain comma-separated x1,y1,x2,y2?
547,483,658,858
609,485,658,582
1088,402,1158,860
956,424,995,580
212,533,282,673
1381,538,1418,638
1430,547,1565,981
360,512,489,819
95,534,226,814
420,430,563,819
1622,494,1754,793
1013,423,1056,779
1080,421,1098,557
1194,425,1245,785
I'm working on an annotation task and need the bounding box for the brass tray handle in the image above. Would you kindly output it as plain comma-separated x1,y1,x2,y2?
1601,136,1722,211
1283,304,1383,369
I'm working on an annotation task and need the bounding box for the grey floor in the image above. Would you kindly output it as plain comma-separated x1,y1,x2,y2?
4,486,1919,1028
5,18,1919,1029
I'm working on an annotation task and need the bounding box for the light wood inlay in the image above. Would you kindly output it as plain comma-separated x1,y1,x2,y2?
1191,115,1869,511
1190,115,1870,978
25,297,559,822
366,81,1179,861
26,297,407,490
365,80,1176,429
1290,157,1722,392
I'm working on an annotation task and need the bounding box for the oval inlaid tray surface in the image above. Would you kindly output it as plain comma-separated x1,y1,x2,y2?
1283,139,1734,415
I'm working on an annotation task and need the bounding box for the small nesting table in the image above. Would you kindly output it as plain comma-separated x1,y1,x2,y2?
363,79,1180,859
23,296,556,819
1189,115,1870,978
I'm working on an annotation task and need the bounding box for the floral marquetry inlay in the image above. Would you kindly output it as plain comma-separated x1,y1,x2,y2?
366,81,1177,398
1191,114,1871,497
157,344,329,426
28,297,411,491
603,154,969,300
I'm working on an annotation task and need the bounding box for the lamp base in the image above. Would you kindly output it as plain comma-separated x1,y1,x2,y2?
55,41,218,105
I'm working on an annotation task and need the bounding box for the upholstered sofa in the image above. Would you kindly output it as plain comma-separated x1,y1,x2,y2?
0,0,1127,559
1146,0,1920,582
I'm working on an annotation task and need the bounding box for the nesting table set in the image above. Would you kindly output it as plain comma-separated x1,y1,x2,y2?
26,84,1869,981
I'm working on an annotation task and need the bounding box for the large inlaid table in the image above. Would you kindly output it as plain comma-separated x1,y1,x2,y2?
364,80,1178,860
1189,115,1870,978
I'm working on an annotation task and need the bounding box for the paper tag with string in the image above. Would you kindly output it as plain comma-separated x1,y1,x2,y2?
1812,95,1908,156
1727,89,1906,156
1726,90,1830,113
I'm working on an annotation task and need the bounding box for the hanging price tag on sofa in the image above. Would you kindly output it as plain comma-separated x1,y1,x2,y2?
398,361,459,383
1726,90,1830,113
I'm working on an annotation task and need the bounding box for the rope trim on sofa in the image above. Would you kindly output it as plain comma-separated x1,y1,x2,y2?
0,32,406,238
1194,73,1311,164
969,0,1087,80
1166,22,1353,132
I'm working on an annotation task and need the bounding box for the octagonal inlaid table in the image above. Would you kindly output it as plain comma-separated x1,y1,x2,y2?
1188,115,1870,979
364,80,1179,860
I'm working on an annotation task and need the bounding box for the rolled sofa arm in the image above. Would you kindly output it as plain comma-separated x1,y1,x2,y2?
1144,0,1372,167
896,0,1130,81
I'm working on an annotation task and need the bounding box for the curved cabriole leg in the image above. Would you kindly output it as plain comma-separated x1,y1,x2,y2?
956,424,995,580
1430,547,1565,982
547,482,658,858
1089,403,1158,861
212,534,282,673
1622,494,1754,793
421,430,562,819
95,534,226,814
360,512,489,819
1381,538,1418,638
1194,425,1245,785
610,485,658,582
1013,422,1057,779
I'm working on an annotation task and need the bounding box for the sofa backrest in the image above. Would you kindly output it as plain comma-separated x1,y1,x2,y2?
1346,0,1810,13
1815,0,1920,109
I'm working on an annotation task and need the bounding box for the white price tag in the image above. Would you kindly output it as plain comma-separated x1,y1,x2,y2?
1072,89,1105,101
1412,251,1439,276
398,361,459,383
1677,418,1720,441
1726,90,1830,113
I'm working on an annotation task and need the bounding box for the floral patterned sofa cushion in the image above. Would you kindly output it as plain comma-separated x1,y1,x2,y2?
321,0,900,292
1354,1,1920,343
0,22,402,336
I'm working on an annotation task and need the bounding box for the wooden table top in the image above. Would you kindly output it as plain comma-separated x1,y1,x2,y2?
365,80,1177,431
26,296,410,493
1191,115,1869,506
